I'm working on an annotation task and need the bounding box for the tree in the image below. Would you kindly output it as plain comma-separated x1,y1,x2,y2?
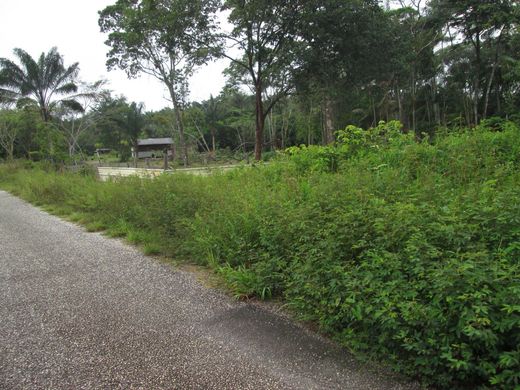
220,0,303,160
0,110,20,160
429,0,518,125
182,103,211,156
383,2,441,132
93,95,146,162
295,0,395,141
125,102,147,166
93,95,127,158
218,88,255,158
54,80,108,160
203,95,220,157
0,47,83,122
99,0,220,166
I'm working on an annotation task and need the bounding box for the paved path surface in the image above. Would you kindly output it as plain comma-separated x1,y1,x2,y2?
0,190,419,389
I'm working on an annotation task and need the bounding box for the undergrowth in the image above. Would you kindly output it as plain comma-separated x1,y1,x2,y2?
1,121,519,389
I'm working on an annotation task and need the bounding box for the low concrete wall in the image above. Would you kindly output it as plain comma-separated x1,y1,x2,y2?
97,165,241,181
97,167,164,181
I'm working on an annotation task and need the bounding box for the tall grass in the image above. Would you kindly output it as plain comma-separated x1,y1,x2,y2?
1,122,519,389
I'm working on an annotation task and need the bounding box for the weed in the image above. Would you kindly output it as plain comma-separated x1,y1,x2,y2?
85,221,107,232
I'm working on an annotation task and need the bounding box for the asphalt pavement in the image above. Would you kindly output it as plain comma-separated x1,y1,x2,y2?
0,190,420,389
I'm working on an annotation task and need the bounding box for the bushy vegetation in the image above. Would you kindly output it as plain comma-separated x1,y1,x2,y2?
1,121,519,389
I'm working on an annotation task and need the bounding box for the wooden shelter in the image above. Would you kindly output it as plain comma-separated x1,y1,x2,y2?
132,138,174,169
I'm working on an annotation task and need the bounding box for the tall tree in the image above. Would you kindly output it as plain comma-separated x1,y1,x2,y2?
220,0,303,160
386,2,441,131
54,80,108,159
99,0,220,166
295,0,394,141
0,48,83,122
203,95,221,157
125,102,147,166
0,110,20,161
93,96,146,162
429,0,518,125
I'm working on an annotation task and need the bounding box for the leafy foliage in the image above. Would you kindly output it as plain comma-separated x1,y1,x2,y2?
2,122,520,388
220,0,304,160
0,47,82,122
98,0,221,166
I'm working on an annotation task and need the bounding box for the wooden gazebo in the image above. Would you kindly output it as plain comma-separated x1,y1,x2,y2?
132,138,174,169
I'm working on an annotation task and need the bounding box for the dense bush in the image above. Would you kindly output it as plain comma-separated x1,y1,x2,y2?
1,122,519,389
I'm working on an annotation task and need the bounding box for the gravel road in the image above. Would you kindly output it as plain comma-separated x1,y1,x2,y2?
0,190,419,389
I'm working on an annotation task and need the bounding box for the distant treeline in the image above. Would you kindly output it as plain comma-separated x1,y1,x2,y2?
1,0,519,163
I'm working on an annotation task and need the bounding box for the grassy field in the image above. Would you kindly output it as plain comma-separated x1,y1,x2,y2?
1,121,519,389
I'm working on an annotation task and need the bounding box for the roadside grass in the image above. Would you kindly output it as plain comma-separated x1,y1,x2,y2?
142,242,163,256
1,122,520,389
85,221,108,232
67,211,87,223
105,219,132,238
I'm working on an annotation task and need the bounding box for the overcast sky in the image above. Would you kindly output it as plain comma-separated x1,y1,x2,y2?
0,0,229,111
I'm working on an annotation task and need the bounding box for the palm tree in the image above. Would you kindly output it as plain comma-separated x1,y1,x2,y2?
203,95,221,158
0,47,83,122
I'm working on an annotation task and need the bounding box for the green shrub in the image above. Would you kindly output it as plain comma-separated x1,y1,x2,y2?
285,144,341,173
1,123,520,388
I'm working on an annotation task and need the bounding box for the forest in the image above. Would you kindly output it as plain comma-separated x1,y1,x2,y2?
1,1,520,389
0,0,519,164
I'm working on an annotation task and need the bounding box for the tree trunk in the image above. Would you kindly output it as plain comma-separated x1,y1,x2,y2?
307,104,313,145
433,102,440,126
267,110,275,152
254,84,265,161
166,84,188,167
210,127,216,159
396,81,404,126
369,90,377,127
483,32,502,119
463,97,471,126
483,64,497,120
496,81,501,115
426,99,431,128
40,101,51,123
411,65,417,132
172,99,188,167
323,95,335,144
133,140,138,168
473,33,481,125
281,105,290,150
171,139,177,163
8,142,14,161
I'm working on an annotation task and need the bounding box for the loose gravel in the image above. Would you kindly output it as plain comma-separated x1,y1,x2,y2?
0,190,420,389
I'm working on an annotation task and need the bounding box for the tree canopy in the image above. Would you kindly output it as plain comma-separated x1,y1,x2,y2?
99,0,221,165
1,0,520,164
0,47,83,122
220,0,304,159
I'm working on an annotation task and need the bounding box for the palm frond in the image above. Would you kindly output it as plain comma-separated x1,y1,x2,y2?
15,97,38,110
52,63,79,91
0,90,19,106
13,48,41,94
43,47,64,91
0,58,26,91
55,82,78,95
0,47,82,121
60,99,84,113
